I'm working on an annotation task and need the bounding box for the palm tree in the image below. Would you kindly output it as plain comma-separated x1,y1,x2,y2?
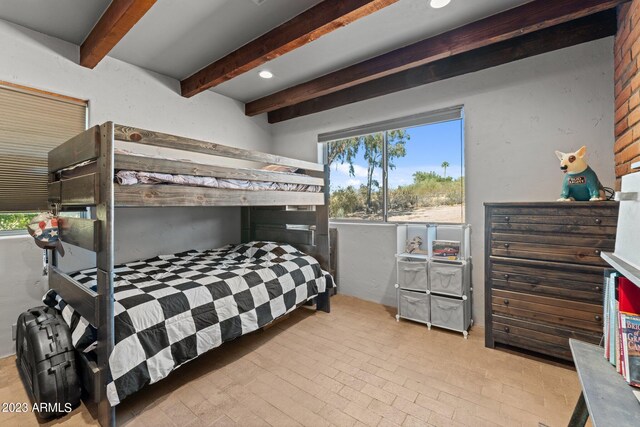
441,161,450,178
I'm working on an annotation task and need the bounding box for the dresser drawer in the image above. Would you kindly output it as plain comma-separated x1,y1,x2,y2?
492,315,601,361
492,329,573,360
492,213,617,226
490,257,604,303
491,240,611,266
490,207,617,237
490,221,616,237
490,206,619,218
397,260,428,291
492,289,603,333
492,315,601,344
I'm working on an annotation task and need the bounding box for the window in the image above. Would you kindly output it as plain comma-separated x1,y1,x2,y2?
324,107,464,223
0,82,87,232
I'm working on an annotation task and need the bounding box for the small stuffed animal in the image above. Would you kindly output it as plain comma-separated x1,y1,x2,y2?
555,146,605,201
27,212,65,255
406,236,428,254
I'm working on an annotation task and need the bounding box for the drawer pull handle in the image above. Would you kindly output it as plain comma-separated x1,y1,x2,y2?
503,299,509,305
594,218,602,225
504,274,510,280
504,326,510,333
595,286,601,292
595,315,602,322
503,243,510,249
594,249,601,256
504,216,510,222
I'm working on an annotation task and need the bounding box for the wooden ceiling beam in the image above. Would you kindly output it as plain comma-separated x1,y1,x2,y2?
267,10,618,123
180,0,399,98
80,0,156,69
247,0,628,116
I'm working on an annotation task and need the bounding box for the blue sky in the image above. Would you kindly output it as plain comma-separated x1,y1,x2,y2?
329,119,464,191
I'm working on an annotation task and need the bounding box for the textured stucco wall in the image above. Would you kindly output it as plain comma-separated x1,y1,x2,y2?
271,38,616,321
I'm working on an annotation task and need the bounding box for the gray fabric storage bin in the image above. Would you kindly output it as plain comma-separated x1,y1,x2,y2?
429,261,467,297
430,295,469,332
397,260,428,291
398,290,430,323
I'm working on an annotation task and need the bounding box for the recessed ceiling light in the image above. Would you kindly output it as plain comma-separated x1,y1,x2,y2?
259,70,274,79
430,0,451,8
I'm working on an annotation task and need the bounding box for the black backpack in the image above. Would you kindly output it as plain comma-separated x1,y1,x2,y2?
16,306,81,419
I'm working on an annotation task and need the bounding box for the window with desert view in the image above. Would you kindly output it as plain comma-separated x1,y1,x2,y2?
328,118,464,223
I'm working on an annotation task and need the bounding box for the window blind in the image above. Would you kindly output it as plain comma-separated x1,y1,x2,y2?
0,84,87,211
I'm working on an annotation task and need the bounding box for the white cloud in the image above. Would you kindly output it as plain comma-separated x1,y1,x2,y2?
330,161,462,190
333,162,369,178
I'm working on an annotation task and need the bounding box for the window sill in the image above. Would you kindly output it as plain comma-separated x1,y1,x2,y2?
0,229,28,236
0,230,30,240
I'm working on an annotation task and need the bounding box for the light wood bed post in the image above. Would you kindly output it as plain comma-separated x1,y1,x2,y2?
96,122,116,427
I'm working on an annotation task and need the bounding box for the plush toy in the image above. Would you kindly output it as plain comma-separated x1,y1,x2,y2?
555,146,605,201
27,212,64,255
406,236,428,254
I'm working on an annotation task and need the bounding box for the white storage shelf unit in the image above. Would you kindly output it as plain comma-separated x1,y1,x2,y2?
395,224,472,338
396,223,470,260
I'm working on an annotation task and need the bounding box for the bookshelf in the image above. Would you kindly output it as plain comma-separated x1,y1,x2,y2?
601,252,640,289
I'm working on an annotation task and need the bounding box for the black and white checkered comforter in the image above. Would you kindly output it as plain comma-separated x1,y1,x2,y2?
43,241,334,406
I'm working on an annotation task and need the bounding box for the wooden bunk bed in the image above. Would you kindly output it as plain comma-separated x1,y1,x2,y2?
46,122,333,427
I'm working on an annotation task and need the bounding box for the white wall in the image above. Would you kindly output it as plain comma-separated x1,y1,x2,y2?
271,38,616,323
0,20,272,356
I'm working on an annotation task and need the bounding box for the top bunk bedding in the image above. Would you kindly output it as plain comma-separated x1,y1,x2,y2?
48,123,327,207
60,150,322,193
43,241,334,406
114,167,322,193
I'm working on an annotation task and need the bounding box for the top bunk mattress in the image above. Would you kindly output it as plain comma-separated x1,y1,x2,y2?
43,241,334,406
115,169,322,192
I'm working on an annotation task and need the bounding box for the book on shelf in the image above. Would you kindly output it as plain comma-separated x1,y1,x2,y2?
620,277,640,314
604,272,617,361
605,272,620,366
619,311,626,376
621,313,640,387
604,272,640,388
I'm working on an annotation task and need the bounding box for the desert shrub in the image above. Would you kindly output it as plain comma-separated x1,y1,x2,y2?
330,173,464,219
0,213,38,231
329,186,362,217
389,186,418,211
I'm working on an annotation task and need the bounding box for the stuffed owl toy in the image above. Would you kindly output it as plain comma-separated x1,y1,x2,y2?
555,146,605,201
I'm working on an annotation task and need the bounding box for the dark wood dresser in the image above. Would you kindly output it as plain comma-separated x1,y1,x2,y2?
484,202,618,360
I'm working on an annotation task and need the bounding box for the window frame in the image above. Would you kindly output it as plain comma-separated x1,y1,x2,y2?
321,106,465,224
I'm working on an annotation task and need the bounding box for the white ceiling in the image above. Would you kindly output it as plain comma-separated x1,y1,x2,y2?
0,0,531,103
109,0,323,85
0,0,110,44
